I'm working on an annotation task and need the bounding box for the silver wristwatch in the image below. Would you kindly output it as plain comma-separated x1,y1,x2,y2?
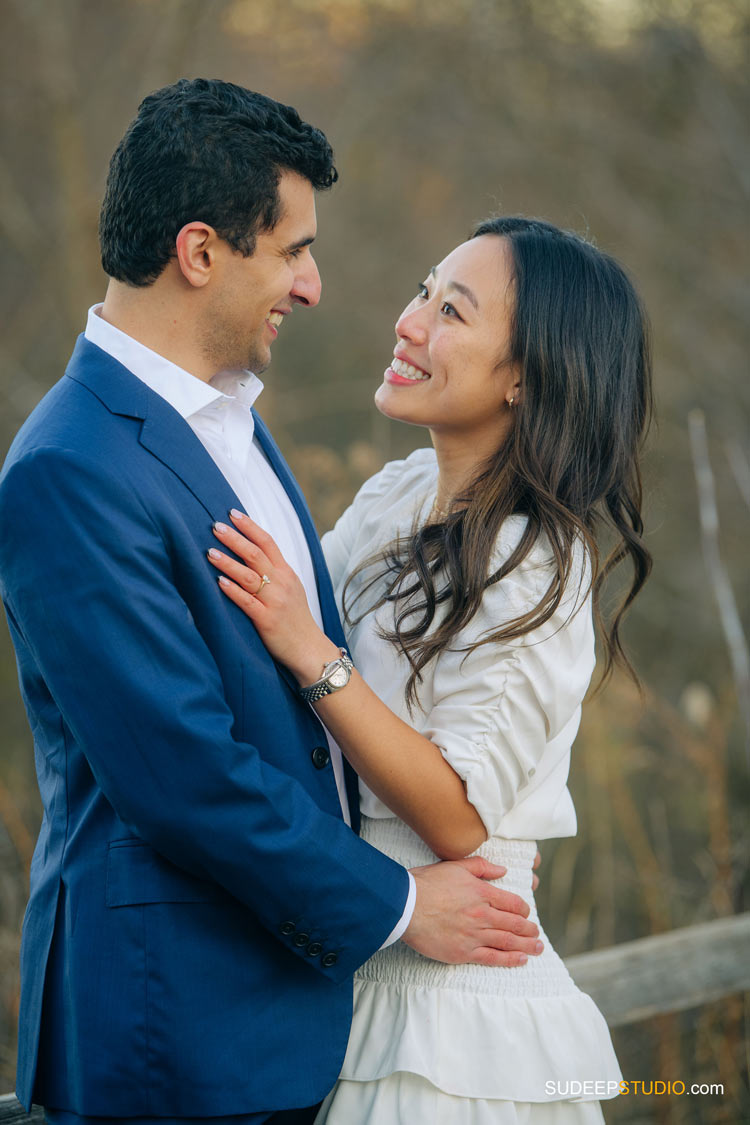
299,648,354,703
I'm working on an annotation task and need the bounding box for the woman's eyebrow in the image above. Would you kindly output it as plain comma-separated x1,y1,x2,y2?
429,266,479,311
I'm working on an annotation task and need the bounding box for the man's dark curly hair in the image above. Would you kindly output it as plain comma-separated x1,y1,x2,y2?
99,78,338,286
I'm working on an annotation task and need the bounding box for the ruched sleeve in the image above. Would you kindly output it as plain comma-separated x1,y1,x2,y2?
321,449,436,591
420,529,595,838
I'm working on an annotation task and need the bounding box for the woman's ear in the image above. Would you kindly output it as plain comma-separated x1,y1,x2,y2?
506,371,522,409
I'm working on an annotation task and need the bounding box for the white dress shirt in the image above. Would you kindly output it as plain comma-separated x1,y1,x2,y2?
84,305,414,946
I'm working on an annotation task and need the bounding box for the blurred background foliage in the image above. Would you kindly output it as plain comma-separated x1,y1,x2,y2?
0,0,748,1120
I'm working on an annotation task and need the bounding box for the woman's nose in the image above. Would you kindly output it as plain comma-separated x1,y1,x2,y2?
395,301,427,344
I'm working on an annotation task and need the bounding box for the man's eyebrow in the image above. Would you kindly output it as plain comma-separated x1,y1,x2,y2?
283,235,316,253
429,265,479,311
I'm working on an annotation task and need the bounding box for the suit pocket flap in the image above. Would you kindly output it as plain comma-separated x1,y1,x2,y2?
106,840,222,907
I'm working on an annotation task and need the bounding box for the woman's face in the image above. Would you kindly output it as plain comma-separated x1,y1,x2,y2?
375,236,520,448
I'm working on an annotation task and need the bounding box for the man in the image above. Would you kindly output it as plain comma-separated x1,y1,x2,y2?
0,79,540,1124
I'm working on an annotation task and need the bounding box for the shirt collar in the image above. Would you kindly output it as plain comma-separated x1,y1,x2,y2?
209,369,264,411
84,304,264,420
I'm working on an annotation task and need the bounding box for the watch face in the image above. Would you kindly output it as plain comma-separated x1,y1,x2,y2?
329,665,349,688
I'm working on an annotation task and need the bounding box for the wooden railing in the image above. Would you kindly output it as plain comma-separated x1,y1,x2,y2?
2,913,749,1121
0,1097,42,1124
565,912,750,1026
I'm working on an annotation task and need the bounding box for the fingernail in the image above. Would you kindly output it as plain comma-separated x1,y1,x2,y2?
218,576,231,587
208,548,223,560
535,941,544,954
518,954,528,964
230,509,244,520
214,522,230,534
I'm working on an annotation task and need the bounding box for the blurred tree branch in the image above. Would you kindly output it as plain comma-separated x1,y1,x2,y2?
689,409,750,763
727,439,750,515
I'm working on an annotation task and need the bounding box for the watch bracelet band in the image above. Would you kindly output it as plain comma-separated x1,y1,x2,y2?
299,649,353,703
299,680,336,703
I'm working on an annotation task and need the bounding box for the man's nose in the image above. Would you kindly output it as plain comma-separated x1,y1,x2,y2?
291,254,322,308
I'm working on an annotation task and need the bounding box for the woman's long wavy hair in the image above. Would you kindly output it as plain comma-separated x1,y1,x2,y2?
344,216,653,711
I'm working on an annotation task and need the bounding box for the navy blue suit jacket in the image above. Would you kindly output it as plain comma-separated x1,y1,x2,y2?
0,337,409,1116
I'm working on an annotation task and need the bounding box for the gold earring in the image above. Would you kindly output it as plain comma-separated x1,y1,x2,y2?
508,395,515,408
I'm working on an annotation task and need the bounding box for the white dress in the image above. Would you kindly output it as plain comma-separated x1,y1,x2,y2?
316,449,622,1124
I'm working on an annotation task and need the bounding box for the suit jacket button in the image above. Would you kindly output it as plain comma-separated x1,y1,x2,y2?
311,746,330,769
307,942,323,957
279,921,296,936
294,932,311,947
321,952,338,968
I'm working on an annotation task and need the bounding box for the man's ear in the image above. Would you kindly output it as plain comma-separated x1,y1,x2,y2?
175,222,218,288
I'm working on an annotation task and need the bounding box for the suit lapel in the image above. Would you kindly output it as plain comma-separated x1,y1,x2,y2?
138,407,242,525
252,413,346,650
66,335,245,526
68,338,343,645
67,337,361,828
252,414,361,830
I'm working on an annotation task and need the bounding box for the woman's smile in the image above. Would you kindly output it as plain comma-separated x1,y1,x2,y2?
384,355,431,384
375,237,520,463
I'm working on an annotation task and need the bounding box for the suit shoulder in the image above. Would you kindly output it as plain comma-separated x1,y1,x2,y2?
2,374,140,487
4,374,107,466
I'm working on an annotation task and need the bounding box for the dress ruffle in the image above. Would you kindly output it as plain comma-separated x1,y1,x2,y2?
317,1072,609,1125
340,979,622,1103
336,819,622,1106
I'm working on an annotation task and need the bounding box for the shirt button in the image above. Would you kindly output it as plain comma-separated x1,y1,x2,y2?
528,768,536,777
321,952,338,968
294,932,311,948
311,746,330,770
307,942,323,957
279,921,295,936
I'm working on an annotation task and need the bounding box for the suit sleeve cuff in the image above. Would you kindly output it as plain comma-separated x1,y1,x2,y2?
378,871,416,949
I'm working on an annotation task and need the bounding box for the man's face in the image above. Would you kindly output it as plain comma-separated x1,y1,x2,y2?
202,170,321,375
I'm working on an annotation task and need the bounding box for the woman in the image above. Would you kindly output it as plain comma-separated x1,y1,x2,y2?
208,217,652,1122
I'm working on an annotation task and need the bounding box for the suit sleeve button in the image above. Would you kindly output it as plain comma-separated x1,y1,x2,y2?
321,952,339,968
311,746,330,769
279,921,296,936
294,932,311,947
307,942,323,957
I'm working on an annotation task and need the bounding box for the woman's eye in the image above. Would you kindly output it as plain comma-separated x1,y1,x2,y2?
440,301,459,318
417,283,429,299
